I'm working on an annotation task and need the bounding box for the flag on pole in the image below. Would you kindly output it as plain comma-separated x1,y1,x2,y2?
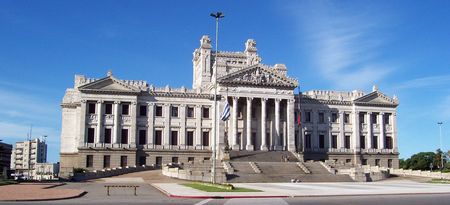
220,101,231,121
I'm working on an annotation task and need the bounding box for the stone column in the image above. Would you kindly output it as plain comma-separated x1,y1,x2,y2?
260,98,268,151
379,112,385,149
232,97,239,150
352,110,360,150
113,101,121,144
287,99,296,151
79,100,87,147
164,104,171,148
275,98,281,150
339,111,344,149
392,113,398,152
96,100,103,144
147,103,155,148
195,105,202,149
367,112,372,149
130,101,137,147
245,97,253,150
180,104,186,148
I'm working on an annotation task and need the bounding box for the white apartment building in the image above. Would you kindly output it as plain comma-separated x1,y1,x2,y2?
11,138,47,180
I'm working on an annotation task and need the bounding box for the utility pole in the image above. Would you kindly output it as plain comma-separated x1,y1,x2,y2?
210,11,224,184
438,122,444,170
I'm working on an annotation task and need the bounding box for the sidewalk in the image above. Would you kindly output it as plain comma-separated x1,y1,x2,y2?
0,183,86,201
152,181,450,198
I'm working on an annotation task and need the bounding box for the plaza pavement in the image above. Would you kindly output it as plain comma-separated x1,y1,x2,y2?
0,183,85,201
153,180,450,198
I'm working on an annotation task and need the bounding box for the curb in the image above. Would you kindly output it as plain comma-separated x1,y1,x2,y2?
0,191,87,202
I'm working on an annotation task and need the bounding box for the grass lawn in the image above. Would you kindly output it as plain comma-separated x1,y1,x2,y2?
0,180,17,186
428,179,450,184
182,183,262,192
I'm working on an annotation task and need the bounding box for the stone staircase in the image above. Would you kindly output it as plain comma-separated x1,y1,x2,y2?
229,151,299,162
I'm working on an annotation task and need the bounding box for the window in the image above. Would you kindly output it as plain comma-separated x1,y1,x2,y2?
360,135,366,149
331,113,338,123
103,155,110,168
319,134,325,148
171,131,178,145
155,130,162,145
105,103,113,114
188,157,194,162
362,159,367,165
385,136,393,149
202,107,210,118
384,114,391,125
344,113,350,124
104,128,112,143
155,105,163,117
388,159,393,168
86,155,93,168
139,156,146,166
372,136,378,149
252,107,256,118
344,135,351,149
371,113,378,124
331,135,338,149
155,156,162,166
121,129,128,144
187,131,194,146
139,130,147,145
319,113,325,123
359,113,365,123
202,131,209,146
375,159,380,166
305,134,311,148
140,105,147,117
120,156,127,167
87,128,95,143
122,104,129,115
346,159,352,163
252,132,257,146
88,103,96,114
172,157,179,163
171,106,179,117
305,111,311,122
187,107,194,118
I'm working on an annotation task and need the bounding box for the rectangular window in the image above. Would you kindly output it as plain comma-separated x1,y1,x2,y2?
388,159,393,168
138,156,146,166
171,106,179,117
252,107,256,118
305,111,311,122
362,159,367,165
86,155,94,168
88,103,96,114
87,128,95,143
346,159,352,163
319,113,325,123
105,103,113,114
360,135,366,149
103,155,110,168
155,130,162,145
171,131,178,145
359,113,365,124
139,130,147,145
155,105,163,117
172,157,179,163
187,131,194,146
139,105,147,117
344,113,350,124
371,113,378,124
155,156,162,166
187,107,194,118
385,136,393,149
120,156,127,167
202,131,209,146
331,113,338,123
384,114,391,125
104,128,112,143
375,159,380,166
319,134,325,148
202,107,210,118
344,135,351,149
305,134,311,148
122,104,130,115
372,136,378,149
121,129,128,144
332,135,338,149
188,157,194,162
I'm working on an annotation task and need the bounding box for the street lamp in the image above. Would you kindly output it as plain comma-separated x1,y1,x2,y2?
210,11,224,184
438,122,443,170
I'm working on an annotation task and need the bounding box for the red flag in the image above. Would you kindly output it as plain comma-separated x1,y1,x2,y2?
297,112,301,126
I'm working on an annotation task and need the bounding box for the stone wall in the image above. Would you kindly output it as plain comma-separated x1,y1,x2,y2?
161,163,226,184
390,168,450,180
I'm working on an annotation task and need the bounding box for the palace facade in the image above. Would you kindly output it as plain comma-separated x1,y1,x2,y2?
59,36,399,177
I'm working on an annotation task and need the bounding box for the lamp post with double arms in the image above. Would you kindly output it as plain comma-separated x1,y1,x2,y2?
438,122,444,170
210,11,224,184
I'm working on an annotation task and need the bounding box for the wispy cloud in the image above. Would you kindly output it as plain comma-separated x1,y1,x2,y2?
395,75,450,90
291,2,395,90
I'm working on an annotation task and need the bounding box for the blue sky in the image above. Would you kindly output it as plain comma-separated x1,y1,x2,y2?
1,1,450,163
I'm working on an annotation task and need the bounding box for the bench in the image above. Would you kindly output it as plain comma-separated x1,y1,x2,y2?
104,185,140,196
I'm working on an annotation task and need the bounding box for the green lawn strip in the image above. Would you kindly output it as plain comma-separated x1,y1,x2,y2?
428,179,450,184
182,182,262,192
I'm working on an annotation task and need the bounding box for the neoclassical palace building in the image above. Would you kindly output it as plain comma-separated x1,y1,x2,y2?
59,36,399,177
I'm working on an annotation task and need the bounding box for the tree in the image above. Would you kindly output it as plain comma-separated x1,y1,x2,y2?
407,152,435,170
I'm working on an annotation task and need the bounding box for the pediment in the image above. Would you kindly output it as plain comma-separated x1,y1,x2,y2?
217,64,298,88
354,91,398,106
78,76,141,94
